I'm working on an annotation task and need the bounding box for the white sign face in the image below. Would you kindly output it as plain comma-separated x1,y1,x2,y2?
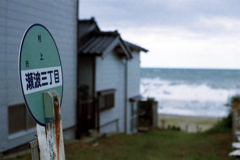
21,66,62,95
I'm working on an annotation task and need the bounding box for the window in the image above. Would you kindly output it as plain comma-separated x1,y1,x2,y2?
8,104,36,134
97,89,116,111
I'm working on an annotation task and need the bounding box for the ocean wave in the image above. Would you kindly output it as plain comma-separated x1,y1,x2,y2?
157,99,229,117
140,78,239,117
140,78,239,102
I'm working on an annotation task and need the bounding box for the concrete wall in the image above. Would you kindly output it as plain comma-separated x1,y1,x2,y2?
0,0,78,153
95,52,125,133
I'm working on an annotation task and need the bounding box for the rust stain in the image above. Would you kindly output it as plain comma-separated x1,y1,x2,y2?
54,96,61,160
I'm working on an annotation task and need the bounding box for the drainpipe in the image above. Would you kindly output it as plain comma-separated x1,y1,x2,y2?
93,56,99,132
124,58,128,134
76,0,80,139
92,56,96,104
76,1,79,89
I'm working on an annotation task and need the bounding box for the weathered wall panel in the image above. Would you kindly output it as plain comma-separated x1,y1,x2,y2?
128,51,141,98
0,0,78,152
0,2,8,152
126,51,141,134
96,51,125,133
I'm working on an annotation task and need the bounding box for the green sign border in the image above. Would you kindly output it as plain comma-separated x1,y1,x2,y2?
19,24,63,126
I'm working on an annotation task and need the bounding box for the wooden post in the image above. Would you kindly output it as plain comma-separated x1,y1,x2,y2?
36,90,65,160
29,140,40,160
232,110,238,141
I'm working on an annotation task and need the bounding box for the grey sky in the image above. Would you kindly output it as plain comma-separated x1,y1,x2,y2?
79,0,240,69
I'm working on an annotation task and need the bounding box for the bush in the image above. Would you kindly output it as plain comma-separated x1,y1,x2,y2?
231,95,240,105
229,95,240,110
167,125,181,131
204,112,232,134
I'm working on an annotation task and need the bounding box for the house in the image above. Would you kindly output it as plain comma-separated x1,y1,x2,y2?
77,18,148,136
0,2,148,154
0,0,78,153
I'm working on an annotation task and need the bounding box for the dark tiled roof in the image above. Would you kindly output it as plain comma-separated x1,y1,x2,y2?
79,32,118,55
78,17,147,58
79,31,132,58
125,41,148,53
78,18,100,39
78,23,96,39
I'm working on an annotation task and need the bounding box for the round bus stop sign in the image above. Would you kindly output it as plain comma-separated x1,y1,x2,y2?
19,24,63,126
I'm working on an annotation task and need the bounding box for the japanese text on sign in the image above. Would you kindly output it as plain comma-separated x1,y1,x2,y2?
21,66,62,95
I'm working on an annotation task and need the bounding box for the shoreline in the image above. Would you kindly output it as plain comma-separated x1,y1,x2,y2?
158,114,223,133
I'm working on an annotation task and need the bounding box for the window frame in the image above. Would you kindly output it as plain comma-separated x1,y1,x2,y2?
97,89,116,112
8,103,36,135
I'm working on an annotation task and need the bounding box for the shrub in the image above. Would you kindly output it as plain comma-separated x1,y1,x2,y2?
230,95,240,110
231,95,240,105
167,125,181,131
204,112,232,134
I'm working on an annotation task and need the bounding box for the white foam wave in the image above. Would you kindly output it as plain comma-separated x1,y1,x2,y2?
140,78,240,117
140,78,238,102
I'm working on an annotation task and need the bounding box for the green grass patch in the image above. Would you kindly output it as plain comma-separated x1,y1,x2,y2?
204,112,232,134
8,129,233,160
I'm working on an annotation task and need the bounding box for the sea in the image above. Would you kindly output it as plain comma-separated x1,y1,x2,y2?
140,68,240,118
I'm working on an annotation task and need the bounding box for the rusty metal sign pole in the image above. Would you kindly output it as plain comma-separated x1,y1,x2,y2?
36,90,65,160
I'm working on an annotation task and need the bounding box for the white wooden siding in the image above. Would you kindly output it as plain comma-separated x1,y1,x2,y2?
0,1,9,152
0,0,77,152
126,51,141,134
96,51,125,133
128,51,141,98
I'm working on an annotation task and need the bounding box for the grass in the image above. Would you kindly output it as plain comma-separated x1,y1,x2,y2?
8,129,234,160
204,112,232,134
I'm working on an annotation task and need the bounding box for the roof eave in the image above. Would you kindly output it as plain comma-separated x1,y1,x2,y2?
102,36,132,59
125,41,148,53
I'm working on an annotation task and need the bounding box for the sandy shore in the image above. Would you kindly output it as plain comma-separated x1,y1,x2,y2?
158,114,223,133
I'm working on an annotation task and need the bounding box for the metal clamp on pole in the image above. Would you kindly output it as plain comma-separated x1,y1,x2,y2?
37,90,65,160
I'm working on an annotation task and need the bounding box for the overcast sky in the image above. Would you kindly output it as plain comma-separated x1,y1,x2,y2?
79,0,240,69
